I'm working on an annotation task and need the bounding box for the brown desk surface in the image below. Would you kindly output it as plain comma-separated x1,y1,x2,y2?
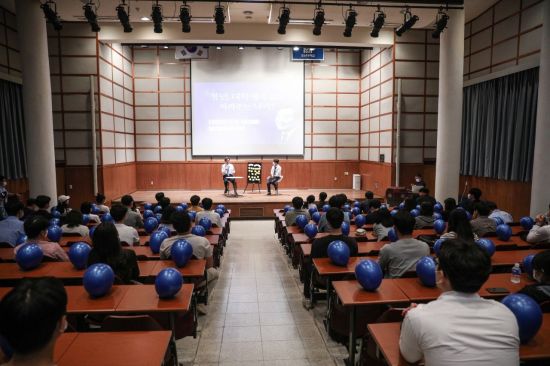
56,331,172,366
479,273,535,298
492,236,531,248
59,236,91,247
65,285,129,314
521,313,550,360
53,333,78,363
117,283,193,313
151,259,206,278
301,242,387,258
291,231,376,244
333,280,409,306
139,234,219,246
313,257,378,276
492,249,544,267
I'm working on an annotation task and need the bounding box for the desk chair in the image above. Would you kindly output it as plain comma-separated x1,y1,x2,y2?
274,176,284,195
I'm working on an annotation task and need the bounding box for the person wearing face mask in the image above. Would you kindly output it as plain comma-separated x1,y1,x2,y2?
460,187,482,213
410,174,425,194
266,159,282,195
518,250,550,304
399,239,519,365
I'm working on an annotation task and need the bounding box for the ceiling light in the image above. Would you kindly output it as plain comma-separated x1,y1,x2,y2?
116,1,132,32
395,7,419,37
277,6,290,35
214,3,225,35
216,46,222,50
179,2,191,33
151,1,163,33
140,16,150,21
370,5,385,38
293,46,300,51
343,7,357,38
312,2,325,36
432,7,449,39
238,46,244,50
41,0,63,31
163,45,169,49
83,1,100,32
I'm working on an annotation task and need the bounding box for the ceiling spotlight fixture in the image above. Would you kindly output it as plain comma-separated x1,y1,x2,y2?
312,2,325,36
214,3,225,35
116,0,132,32
293,46,300,51
41,0,63,31
395,7,419,37
83,1,100,32
370,5,385,38
151,1,163,34
277,5,290,35
140,16,150,21
179,2,191,33
216,45,222,50
343,6,357,38
432,7,449,39
238,46,244,50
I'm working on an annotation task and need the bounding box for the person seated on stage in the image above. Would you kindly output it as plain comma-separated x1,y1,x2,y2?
34,195,52,220
110,204,139,246
94,193,110,214
526,213,550,245
60,210,89,237
80,201,101,224
360,191,375,214
189,195,203,212
487,201,513,224
470,202,497,237
378,211,429,278
440,209,478,241
159,206,176,232
195,198,222,227
441,197,457,221
221,157,238,195
0,277,68,366
414,202,436,229
285,196,311,226
121,194,143,228
460,187,482,213
155,191,165,206
372,208,394,242
364,199,382,225
87,223,140,284
518,250,550,304
316,191,328,210
266,159,282,195
0,199,25,247
303,208,358,299
15,216,69,261
399,238,519,365
416,187,436,207
304,195,316,210
318,195,351,232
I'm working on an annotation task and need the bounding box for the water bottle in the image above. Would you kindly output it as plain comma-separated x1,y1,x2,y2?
511,263,521,284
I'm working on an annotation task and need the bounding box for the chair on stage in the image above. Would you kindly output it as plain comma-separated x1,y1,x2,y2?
274,175,284,195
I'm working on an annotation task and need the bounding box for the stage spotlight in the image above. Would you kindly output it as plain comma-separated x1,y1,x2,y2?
116,0,132,33
179,3,191,33
395,7,419,37
293,46,300,51
312,3,325,36
151,1,163,34
41,0,62,31
277,6,290,35
216,45,222,50
432,7,449,39
343,7,357,38
83,1,100,32
214,4,225,35
370,6,385,38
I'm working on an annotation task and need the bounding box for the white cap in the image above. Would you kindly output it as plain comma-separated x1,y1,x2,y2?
58,195,71,203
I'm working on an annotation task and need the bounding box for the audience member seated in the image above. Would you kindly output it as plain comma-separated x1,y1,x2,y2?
318,195,350,232
80,201,101,224
416,187,436,207
0,277,68,366
15,216,69,261
441,197,457,221
195,198,222,227
110,204,139,246
22,198,38,220
304,195,316,210
87,223,140,284
414,202,436,229
360,191,374,214
155,191,165,206
399,239,519,365
378,211,429,278
121,195,143,228
189,195,203,212
518,250,550,304
285,196,311,226
440,209,478,241
364,199,382,225
372,208,394,241
460,187,482,213
487,201,513,224
94,193,110,214
55,195,71,217
60,210,89,237
159,206,176,232
0,175,7,219
470,202,497,237
303,208,358,299
159,197,171,211
402,197,417,212
34,195,52,220
526,213,550,244
0,200,25,247
316,191,328,211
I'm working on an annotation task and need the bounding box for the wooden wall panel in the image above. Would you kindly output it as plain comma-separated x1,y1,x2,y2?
359,162,392,196
63,166,95,208
6,178,28,200
102,163,136,200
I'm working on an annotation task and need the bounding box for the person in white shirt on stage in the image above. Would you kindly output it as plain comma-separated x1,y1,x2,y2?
221,157,238,196
266,159,282,196
399,238,519,366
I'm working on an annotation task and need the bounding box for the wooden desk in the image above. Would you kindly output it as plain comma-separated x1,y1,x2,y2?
59,237,91,247
65,285,129,314
479,273,535,298
313,257,378,276
151,260,206,279
301,242,387,258
117,284,193,314
492,249,544,268
55,331,172,366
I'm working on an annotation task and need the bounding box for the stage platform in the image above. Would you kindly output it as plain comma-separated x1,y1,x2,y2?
121,189,367,219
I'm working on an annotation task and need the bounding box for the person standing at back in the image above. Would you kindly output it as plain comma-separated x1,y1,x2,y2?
195,198,222,227
400,239,519,365
121,195,143,228
266,159,282,195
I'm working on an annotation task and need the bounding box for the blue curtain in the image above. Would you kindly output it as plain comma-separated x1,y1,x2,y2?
0,79,26,179
460,67,538,182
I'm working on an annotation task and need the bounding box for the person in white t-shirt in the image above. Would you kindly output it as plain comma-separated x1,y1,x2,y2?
221,157,238,195
80,201,101,224
61,210,89,237
266,159,282,195
95,193,110,214
399,238,519,366
195,198,222,228
110,204,139,246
